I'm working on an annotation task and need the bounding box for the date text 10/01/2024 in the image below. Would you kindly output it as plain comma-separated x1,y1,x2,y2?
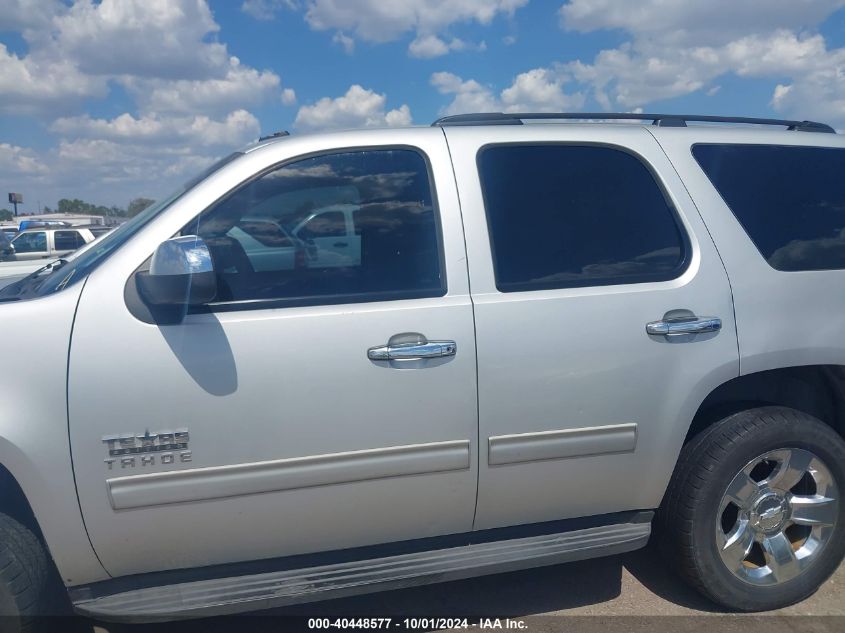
307,619,529,630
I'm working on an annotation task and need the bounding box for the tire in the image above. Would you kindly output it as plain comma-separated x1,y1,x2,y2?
658,406,845,611
0,513,53,632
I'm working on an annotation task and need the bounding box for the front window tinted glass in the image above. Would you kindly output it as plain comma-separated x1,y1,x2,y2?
693,144,845,271
12,231,47,253
188,149,444,306
478,144,686,292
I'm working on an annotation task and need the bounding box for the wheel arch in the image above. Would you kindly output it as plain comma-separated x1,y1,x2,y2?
0,461,44,541
686,365,845,444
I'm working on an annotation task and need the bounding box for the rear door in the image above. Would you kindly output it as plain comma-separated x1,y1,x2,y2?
444,124,739,530
68,129,479,577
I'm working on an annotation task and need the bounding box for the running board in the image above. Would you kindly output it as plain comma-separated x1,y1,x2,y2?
73,517,651,622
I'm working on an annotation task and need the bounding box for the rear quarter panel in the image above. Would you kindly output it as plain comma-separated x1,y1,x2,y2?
654,128,845,374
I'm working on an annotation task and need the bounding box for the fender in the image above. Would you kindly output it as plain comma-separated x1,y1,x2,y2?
0,284,108,586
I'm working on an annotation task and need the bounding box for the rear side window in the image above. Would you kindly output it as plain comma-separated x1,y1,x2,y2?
478,144,687,292
693,144,845,272
54,230,86,250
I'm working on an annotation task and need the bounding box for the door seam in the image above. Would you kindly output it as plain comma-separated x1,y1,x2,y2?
439,127,483,531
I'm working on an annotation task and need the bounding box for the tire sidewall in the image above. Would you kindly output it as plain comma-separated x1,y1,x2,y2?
690,410,845,610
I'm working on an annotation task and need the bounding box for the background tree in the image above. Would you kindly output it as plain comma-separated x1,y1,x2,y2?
127,197,155,217
0,209,13,221
57,198,129,218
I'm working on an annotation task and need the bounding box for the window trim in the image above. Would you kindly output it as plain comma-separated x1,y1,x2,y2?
476,141,692,293
691,142,845,273
185,144,448,314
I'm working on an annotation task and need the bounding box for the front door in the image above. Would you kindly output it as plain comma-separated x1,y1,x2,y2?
68,132,478,577
11,230,49,260
446,125,739,530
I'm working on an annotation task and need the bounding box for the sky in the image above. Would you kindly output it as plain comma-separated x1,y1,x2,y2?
2,0,845,211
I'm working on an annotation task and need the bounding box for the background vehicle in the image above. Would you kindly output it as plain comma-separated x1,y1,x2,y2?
3,225,100,262
0,225,110,289
0,114,844,626
288,203,362,268
225,217,308,271
0,232,13,258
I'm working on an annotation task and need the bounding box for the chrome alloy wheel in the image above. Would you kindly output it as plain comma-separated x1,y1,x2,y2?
716,448,839,586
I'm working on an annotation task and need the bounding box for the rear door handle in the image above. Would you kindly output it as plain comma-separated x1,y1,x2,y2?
368,334,457,361
646,316,722,336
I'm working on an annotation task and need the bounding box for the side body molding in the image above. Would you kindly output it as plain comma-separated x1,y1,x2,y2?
488,424,638,466
108,440,471,510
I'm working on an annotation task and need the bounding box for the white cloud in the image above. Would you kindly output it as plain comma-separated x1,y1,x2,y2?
0,143,49,177
431,72,499,114
408,35,484,58
432,69,584,115
125,56,282,116
303,0,527,56
333,31,355,54
500,68,585,111
51,110,261,148
0,0,64,31
0,0,292,207
0,43,107,115
0,0,287,119
560,0,845,46
281,87,298,105
555,0,845,127
6,108,259,207
294,85,412,130
54,0,228,80
241,0,297,21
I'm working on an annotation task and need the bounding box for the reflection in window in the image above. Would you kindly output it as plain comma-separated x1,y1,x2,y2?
189,149,444,305
479,144,686,292
694,144,845,272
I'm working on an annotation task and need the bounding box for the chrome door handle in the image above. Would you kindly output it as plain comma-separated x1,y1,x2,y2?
368,338,457,361
646,316,722,336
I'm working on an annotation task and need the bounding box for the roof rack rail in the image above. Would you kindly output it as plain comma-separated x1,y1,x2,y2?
431,112,836,133
258,131,290,141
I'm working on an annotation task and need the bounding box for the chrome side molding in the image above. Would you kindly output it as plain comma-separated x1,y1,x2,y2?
73,516,651,622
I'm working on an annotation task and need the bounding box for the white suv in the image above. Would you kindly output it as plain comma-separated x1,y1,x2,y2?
0,113,843,626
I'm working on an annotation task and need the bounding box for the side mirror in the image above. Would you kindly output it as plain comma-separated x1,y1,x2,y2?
136,235,217,308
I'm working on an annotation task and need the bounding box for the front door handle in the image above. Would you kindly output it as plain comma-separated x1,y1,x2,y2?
368,333,457,361
646,315,722,336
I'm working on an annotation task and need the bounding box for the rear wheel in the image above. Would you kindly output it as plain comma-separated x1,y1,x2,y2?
659,406,845,611
0,513,53,632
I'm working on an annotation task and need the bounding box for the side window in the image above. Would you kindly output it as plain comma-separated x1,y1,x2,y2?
12,231,47,253
693,144,845,272
55,230,85,250
478,144,687,292
189,148,444,305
